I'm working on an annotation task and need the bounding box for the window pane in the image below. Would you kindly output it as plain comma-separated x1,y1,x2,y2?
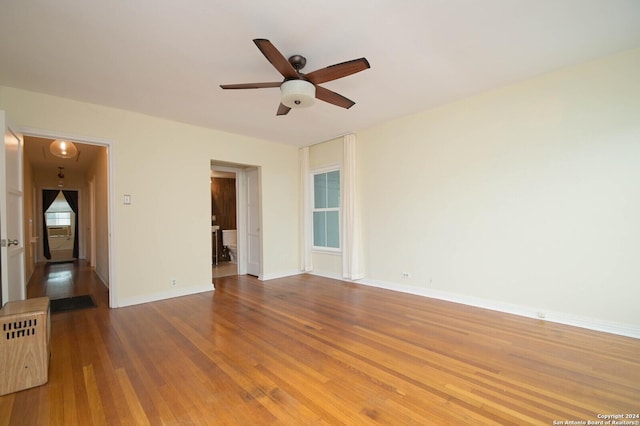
313,211,326,247
327,170,340,208
314,174,327,208
326,211,340,248
46,212,71,227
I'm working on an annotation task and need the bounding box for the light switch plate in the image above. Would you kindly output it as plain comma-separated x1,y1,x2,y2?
124,194,132,205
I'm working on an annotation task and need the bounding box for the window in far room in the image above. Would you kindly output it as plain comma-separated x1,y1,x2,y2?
45,211,71,227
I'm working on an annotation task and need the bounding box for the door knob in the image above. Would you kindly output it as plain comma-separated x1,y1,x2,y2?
7,239,19,247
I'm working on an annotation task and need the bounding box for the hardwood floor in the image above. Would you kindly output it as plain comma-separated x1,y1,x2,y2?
2,263,639,425
25,260,109,304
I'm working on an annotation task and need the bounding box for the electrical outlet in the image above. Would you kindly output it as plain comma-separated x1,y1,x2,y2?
401,272,411,279
171,279,177,287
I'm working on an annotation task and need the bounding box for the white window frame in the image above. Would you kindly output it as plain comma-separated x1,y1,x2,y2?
311,165,341,253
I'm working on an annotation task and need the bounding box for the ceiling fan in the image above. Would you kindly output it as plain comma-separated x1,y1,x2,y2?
220,39,370,116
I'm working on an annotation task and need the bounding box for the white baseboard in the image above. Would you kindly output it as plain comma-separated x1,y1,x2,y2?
115,284,214,308
95,270,109,289
312,271,366,281
352,277,640,339
261,270,303,281
308,270,344,281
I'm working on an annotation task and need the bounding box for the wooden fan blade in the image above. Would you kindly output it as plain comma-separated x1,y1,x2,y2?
315,86,355,109
305,58,370,85
253,39,298,79
276,103,291,116
220,82,281,89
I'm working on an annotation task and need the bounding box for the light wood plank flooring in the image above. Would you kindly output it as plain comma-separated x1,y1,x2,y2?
2,262,638,425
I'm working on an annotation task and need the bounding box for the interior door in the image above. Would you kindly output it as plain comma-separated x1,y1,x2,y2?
0,111,26,304
246,168,261,277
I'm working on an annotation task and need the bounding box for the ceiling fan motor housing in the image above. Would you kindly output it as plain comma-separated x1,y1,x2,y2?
281,79,316,108
288,54,307,71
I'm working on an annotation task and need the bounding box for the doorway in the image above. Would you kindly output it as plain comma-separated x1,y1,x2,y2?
210,161,262,281
211,166,238,278
42,189,78,262
22,133,114,306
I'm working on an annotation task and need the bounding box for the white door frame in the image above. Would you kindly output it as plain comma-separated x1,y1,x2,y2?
236,169,248,275
19,127,117,308
245,167,262,278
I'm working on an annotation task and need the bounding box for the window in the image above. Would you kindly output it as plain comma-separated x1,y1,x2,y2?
45,212,71,227
313,169,340,250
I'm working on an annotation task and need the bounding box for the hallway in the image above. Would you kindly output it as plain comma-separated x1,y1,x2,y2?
27,260,109,308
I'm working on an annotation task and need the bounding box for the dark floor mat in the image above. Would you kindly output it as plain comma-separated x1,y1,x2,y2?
50,295,97,314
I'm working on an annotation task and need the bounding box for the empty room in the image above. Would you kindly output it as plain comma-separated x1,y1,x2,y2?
1,1,639,424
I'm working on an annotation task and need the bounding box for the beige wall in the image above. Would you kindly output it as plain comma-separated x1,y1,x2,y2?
0,86,300,306
309,137,342,169
86,147,110,285
357,48,640,329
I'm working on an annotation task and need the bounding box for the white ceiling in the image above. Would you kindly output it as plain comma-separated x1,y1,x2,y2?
2,0,640,147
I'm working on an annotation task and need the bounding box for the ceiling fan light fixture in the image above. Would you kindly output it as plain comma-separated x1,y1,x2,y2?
50,139,78,159
281,79,315,109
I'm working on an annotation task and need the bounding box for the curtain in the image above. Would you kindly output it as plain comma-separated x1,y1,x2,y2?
42,190,61,260
342,133,364,280
299,147,313,272
62,190,80,259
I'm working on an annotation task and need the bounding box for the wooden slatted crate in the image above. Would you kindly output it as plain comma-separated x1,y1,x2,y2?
0,297,50,395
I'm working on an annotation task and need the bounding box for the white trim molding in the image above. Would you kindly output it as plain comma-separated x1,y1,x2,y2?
261,270,303,281
357,278,640,339
116,284,214,308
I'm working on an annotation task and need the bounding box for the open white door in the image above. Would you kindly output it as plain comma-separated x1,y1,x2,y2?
246,168,261,277
0,111,26,305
